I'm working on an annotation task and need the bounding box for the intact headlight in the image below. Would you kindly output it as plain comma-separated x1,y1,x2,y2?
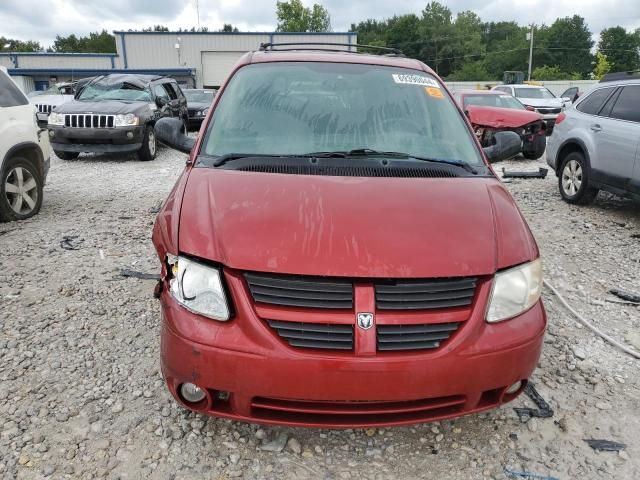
486,259,542,323
114,113,139,126
48,112,64,126
201,107,209,116
168,256,230,321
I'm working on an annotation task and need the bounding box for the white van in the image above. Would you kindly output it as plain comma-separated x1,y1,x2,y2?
0,66,50,221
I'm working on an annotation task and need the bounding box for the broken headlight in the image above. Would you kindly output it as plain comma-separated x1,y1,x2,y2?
168,256,230,321
486,259,542,323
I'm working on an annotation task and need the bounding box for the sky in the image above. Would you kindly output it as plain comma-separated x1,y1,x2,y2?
1,0,639,48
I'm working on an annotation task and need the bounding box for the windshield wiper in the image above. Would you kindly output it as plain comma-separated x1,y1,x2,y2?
304,149,478,174
213,153,295,167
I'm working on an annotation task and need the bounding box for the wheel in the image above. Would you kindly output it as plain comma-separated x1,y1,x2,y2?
522,134,546,160
0,157,44,222
558,151,598,204
137,125,157,161
54,150,79,160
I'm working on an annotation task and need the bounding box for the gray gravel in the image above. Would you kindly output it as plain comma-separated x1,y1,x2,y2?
1,148,639,479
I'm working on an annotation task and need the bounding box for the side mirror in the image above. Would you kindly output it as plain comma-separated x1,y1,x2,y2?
483,131,522,163
525,105,536,112
156,96,168,108
155,117,195,154
562,96,571,103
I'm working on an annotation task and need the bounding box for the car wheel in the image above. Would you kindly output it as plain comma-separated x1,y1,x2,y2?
137,125,157,161
558,151,598,204
0,157,44,222
54,150,79,160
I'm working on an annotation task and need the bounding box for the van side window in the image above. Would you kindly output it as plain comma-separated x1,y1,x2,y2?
576,87,615,116
609,85,640,122
0,72,29,107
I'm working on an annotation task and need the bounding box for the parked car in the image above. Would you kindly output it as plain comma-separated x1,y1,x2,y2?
31,82,76,127
547,76,640,204
47,74,188,161
184,89,216,130
0,67,50,221
454,90,546,160
151,44,545,428
492,84,565,134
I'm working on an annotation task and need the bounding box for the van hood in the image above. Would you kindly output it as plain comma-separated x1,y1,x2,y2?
466,105,543,129
516,97,563,109
178,169,538,278
30,94,73,107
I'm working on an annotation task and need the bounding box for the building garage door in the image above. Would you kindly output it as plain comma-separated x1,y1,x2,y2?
201,51,247,88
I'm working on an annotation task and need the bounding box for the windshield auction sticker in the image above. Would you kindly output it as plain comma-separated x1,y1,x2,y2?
392,74,440,88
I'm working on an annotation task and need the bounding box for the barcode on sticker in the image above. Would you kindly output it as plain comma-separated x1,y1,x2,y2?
392,74,439,88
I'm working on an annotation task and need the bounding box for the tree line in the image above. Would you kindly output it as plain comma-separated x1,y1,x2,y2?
2,0,639,80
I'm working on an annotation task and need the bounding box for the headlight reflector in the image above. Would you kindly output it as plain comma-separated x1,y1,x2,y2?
168,256,230,321
48,112,64,126
486,259,542,323
114,113,139,126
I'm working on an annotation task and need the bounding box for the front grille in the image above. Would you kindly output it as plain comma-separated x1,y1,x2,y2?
267,320,353,350
536,108,561,114
63,113,115,128
35,104,52,114
245,272,353,309
235,164,459,178
377,322,460,351
251,394,466,426
375,277,477,310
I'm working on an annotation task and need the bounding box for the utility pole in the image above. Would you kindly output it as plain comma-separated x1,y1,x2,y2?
196,0,200,29
527,24,534,81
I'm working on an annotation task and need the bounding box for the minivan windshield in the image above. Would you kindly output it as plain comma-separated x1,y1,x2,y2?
463,94,525,110
203,62,483,166
514,88,555,99
78,81,152,102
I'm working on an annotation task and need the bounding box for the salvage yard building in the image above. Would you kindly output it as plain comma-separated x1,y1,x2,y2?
2,31,357,93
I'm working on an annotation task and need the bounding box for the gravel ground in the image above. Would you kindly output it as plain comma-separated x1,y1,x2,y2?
1,147,639,480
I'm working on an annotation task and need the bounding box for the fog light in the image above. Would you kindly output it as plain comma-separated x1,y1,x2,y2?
179,383,206,403
48,130,54,138
506,381,523,395
126,131,134,139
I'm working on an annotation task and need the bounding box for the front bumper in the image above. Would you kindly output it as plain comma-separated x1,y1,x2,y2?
160,270,546,428
48,125,144,153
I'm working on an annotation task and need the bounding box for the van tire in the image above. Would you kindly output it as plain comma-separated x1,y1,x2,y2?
0,156,44,222
55,150,79,160
558,151,598,204
137,126,157,161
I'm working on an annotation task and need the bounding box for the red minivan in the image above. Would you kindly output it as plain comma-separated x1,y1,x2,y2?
152,44,545,428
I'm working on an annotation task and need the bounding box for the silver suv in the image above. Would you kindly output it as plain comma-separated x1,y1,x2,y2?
546,76,640,204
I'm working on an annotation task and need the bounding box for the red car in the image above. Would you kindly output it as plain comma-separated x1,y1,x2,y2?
152,45,546,428
454,90,547,160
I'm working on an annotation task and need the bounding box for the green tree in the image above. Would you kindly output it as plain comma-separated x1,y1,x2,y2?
532,65,580,80
447,61,490,80
598,26,640,72
481,21,530,79
276,0,331,32
51,30,115,53
0,37,42,52
537,16,593,78
593,51,612,79
142,25,170,32
219,24,239,33
418,1,454,75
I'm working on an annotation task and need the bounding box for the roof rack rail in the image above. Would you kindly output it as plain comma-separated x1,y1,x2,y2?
258,42,404,56
600,70,640,83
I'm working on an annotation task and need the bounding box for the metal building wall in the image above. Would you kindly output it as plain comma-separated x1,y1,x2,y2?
116,32,356,88
1,53,115,69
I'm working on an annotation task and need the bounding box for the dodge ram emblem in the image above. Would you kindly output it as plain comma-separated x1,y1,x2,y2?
357,312,374,330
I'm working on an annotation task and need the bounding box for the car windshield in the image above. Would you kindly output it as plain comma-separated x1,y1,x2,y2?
185,89,215,103
78,81,152,102
514,88,555,99
202,62,483,166
463,94,525,110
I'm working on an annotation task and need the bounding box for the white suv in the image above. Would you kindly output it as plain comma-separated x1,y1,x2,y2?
0,67,50,221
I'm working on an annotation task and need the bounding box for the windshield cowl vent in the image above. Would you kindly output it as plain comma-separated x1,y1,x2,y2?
234,164,460,178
